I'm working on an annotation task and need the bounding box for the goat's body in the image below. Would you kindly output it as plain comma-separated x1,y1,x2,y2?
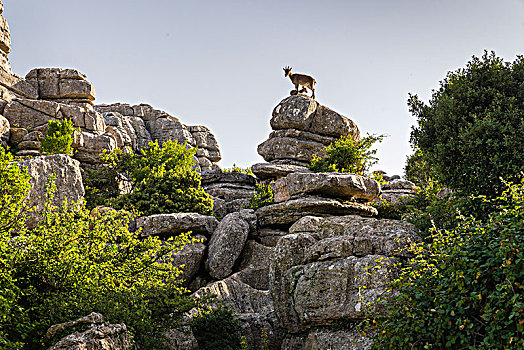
284,67,316,99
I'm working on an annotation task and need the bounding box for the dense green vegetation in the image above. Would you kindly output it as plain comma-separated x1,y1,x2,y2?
409,51,524,198
370,179,524,349
190,306,243,350
39,119,77,156
0,147,195,349
369,52,524,349
84,139,214,216
248,182,275,210
309,134,384,175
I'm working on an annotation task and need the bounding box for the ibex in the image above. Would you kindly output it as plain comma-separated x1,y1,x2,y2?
283,66,316,99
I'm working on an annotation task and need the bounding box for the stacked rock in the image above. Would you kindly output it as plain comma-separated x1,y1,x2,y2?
95,103,221,171
252,95,359,180
200,168,257,218
0,1,16,85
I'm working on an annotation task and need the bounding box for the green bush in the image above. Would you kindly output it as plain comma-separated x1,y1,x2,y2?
249,182,274,210
309,134,384,175
40,119,77,155
190,306,243,350
0,146,195,348
223,164,254,176
409,51,524,198
369,178,524,349
84,140,214,216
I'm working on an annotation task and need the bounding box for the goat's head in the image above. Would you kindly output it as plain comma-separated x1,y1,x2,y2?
283,66,292,77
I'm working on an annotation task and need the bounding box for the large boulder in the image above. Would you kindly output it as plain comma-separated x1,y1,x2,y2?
270,215,419,333
23,68,96,104
256,197,377,228
235,240,276,290
257,95,360,164
251,161,311,181
272,172,381,203
170,235,207,285
0,113,8,145
207,210,256,280
18,155,85,228
305,329,372,350
48,323,131,350
136,212,218,238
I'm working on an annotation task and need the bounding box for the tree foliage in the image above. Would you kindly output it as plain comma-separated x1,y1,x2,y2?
40,119,77,156
85,139,214,216
409,51,524,197
369,178,524,349
309,134,384,175
190,306,243,350
0,147,195,348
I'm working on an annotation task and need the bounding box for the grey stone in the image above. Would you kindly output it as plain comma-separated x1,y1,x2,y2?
137,212,218,238
272,172,381,203
305,329,372,350
257,136,326,163
8,127,27,145
251,161,311,180
207,210,256,280
0,114,8,144
236,240,276,290
171,235,207,284
256,196,377,228
270,95,318,131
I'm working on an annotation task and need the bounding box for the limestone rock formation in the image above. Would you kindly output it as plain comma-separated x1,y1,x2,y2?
0,1,16,86
95,103,221,171
207,210,256,280
253,95,360,180
48,323,131,350
256,197,377,228
193,276,285,350
272,172,381,203
18,154,85,228
270,215,419,334
201,168,257,217
136,212,218,238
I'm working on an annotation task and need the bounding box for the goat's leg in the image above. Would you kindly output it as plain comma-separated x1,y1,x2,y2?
294,84,300,93
311,87,315,99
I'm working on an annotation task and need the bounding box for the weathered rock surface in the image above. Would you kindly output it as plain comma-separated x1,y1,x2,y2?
95,103,221,171
305,329,372,350
207,210,256,280
273,172,381,203
251,161,311,180
47,312,131,350
256,197,377,228
18,155,84,228
137,212,218,238
48,324,131,350
193,276,285,350
235,240,276,290
164,327,198,350
270,215,419,333
23,68,96,103
0,113,8,145
170,234,207,284
258,95,360,164
0,3,15,85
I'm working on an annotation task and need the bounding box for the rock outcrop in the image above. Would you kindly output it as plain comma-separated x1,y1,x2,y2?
18,154,85,228
47,313,131,350
270,215,419,339
253,95,359,180
0,1,16,86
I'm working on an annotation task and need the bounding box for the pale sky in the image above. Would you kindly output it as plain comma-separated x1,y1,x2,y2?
4,0,524,175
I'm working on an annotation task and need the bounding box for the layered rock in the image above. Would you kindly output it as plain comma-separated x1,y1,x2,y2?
47,313,131,350
193,276,285,350
201,168,257,217
270,215,419,335
95,103,221,171
379,178,418,204
253,95,359,180
0,1,16,86
18,154,85,228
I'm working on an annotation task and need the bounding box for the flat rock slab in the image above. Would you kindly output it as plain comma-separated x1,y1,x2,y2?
201,168,256,185
137,212,218,238
272,172,381,203
251,162,311,180
256,197,377,228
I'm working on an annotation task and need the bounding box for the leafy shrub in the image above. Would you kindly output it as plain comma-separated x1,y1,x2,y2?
40,119,77,155
404,148,434,188
0,147,195,348
223,164,254,176
409,51,524,198
369,178,524,349
84,140,214,216
309,134,384,175
249,182,274,210
190,306,243,350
